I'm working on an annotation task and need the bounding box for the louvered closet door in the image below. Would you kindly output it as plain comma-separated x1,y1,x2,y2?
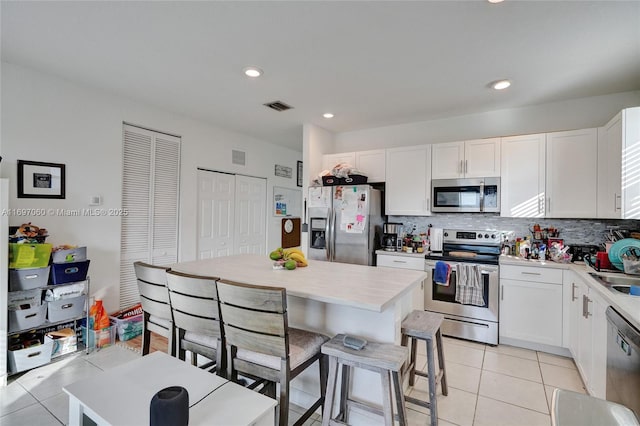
120,124,180,308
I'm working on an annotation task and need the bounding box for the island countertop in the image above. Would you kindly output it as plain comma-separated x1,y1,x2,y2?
171,254,426,313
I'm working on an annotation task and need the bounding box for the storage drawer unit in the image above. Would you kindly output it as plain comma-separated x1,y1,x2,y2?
52,246,87,264
47,295,87,323
500,264,563,284
9,243,52,269
9,303,47,333
50,260,90,285
377,254,425,271
8,336,54,373
9,266,51,291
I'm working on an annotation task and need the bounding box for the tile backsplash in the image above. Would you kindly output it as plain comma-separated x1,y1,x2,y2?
389,214,640,246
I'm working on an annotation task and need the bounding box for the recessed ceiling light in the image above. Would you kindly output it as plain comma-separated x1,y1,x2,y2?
243,67,263,78
492,79,511,90
488,0,504,3
323,113,334,119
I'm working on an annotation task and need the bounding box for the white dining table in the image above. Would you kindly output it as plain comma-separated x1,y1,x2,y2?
63,351,277,426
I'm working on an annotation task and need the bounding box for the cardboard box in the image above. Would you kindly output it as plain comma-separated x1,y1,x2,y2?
47,327,78,358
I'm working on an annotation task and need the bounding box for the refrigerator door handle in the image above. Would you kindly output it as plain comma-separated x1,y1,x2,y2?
325,210,331,261
331,208,337,262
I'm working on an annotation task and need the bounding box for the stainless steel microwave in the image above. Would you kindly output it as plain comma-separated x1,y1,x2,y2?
431,177,500,213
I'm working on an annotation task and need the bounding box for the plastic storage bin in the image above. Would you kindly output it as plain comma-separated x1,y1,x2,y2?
52,247,87,264
81,324,116,352
8,336,54,373
47,328,78,358
8,302,47,333
110,313,143,341
9,243,52,269
9,266,51,291
50,260,90,285
47,295,87,323
7,289,42,310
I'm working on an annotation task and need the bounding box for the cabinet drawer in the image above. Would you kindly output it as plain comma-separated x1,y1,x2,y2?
377,255,424,271
500,264,563,284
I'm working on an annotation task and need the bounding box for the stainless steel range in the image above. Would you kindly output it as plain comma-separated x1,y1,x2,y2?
424,229,502,345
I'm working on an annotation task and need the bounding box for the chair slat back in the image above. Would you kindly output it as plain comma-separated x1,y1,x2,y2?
217,280,289,359
220,304,285,335
166,271,222,337
225,325,287,358
217,280,286,313
134,261,172,319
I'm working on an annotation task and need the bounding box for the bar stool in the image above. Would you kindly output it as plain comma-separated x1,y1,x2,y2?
321,334,408,426
401,310,448,426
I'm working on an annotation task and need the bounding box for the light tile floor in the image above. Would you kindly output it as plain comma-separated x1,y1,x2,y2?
1,338,586,426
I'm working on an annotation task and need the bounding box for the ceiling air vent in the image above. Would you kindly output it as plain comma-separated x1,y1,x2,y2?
263,101,293,112
232,150,246,166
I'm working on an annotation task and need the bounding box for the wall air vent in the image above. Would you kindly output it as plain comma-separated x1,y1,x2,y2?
263,101,293,112
232,150,246,166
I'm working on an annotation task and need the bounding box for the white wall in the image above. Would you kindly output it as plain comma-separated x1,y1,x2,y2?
335,91,640,151
1,62,302,312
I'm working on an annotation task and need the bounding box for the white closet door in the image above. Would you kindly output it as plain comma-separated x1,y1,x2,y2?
234,175,266,255
120,124,180,309
197,170,235,259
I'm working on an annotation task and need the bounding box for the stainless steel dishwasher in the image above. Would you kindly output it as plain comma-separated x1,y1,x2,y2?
606,306,640,416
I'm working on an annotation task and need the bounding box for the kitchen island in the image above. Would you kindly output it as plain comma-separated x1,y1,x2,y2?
171,254,426,424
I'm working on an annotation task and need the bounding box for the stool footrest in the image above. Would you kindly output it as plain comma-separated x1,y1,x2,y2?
405,394,433,410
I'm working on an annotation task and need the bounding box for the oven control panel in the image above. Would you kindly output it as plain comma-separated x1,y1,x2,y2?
443,229,502,245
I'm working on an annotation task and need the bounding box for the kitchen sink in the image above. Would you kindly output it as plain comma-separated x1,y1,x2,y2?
588,272,640,296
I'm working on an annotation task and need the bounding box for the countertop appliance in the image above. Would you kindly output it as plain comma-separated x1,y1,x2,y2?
430,228,443,252
308,185,383,266
431,177,500,213
605,306,640,417
568,244,601,263
382,222,402,252
424,229,502,345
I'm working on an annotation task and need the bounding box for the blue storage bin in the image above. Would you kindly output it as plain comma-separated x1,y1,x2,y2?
50,260,90,285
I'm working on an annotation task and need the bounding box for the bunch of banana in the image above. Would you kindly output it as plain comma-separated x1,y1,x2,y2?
268,247,308,269
283,248,308,267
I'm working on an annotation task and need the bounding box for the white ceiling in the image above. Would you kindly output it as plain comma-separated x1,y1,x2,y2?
2,1,639,151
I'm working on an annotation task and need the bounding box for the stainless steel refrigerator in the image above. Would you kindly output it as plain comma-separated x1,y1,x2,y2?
307,185,383,266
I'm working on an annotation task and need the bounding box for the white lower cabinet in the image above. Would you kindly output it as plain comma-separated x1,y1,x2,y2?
500,265,563,346
566,270,606,397
377,253,424,310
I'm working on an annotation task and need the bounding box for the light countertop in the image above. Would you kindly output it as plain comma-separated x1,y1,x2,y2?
500,255,640,330
171,254,426,313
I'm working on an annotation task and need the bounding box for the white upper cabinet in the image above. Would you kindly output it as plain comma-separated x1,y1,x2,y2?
622,107,640,219
546,128,598,218
355,149,386,182
500,134,546,218
598,112,623,218
322,152,356,172
431,138,500,179
599,107,640,219
322,150,386,182
385,145,431,215
431,142,463,179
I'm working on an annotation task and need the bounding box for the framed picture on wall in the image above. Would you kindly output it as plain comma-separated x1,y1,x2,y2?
17,160,66,199
297,161,303,187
